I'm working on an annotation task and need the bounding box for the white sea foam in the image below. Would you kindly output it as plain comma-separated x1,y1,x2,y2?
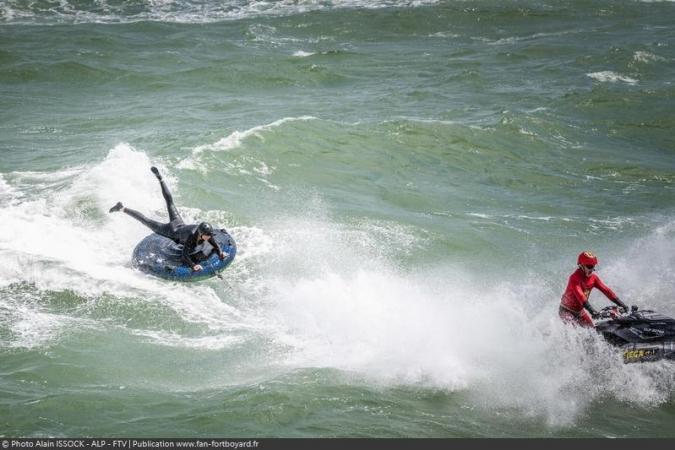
467,212,493,219
429,31,461,39
0,0,442,25
587,71,638,85
518,127,537,137
131,329,246,350
485,30,581,46
293,50,316,58
0,175,16,206
1,300,71,349
633,50,667,63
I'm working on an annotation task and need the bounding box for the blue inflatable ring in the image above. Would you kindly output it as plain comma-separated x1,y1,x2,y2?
132,229,236,281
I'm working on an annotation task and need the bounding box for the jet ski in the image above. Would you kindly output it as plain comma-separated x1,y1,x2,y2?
594,305,675,364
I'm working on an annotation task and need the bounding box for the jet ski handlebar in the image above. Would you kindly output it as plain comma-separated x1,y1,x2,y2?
597,304,638,319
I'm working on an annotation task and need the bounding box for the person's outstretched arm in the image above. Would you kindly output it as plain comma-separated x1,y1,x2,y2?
181,234,199,270
208,236,224,259
593,276,625,308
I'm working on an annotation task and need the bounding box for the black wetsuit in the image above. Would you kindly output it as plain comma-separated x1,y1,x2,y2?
123,178,221,269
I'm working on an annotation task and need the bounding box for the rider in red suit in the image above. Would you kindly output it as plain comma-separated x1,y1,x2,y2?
559,251,627,327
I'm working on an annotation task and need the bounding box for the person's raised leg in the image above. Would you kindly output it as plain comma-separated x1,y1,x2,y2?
151,166,183,223
110,202,168,236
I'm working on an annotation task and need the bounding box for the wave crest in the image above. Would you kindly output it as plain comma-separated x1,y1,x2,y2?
1,0,441,25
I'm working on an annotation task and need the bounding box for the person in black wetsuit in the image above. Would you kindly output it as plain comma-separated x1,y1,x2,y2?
109,167,225,272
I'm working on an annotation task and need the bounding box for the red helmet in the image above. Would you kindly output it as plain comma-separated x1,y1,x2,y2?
577,251,598,267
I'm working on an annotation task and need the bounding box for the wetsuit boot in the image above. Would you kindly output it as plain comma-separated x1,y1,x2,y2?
109,202,123,213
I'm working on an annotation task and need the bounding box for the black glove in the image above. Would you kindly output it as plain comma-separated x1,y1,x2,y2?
614,298,627,312
584,302,599,319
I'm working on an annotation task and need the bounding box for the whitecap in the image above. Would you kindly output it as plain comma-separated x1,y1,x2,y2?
0,0,443,25
587,71,638,85
293,50,316,57
633,51,666,63
177,116,316,172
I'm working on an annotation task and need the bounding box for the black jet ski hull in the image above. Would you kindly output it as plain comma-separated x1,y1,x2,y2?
620,342,675,364
594,307,675,364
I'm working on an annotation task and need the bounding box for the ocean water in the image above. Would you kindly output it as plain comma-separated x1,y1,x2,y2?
1,0,675,438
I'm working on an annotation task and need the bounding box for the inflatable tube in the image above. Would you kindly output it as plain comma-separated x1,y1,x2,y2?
132,229,236,281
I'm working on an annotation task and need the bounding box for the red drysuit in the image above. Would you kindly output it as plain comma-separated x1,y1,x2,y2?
559,268,619,327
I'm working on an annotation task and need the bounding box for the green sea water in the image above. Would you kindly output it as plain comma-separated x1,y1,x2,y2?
1,0,675,438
